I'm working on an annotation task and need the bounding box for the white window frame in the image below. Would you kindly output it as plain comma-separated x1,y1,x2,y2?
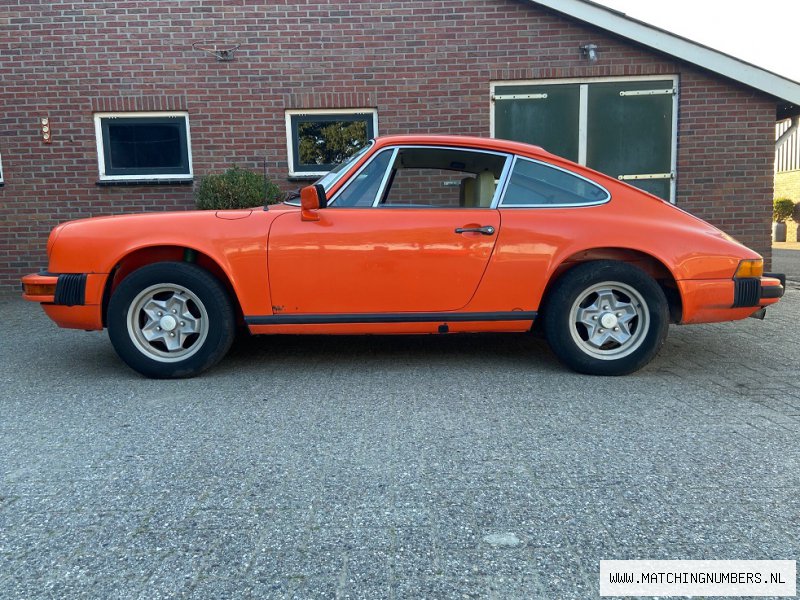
285,108,378,178
94,111,193,182
0,151,4,184
490,74,679,203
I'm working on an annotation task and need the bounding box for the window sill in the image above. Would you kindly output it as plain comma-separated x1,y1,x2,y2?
95,178,194,187
287,175,323,182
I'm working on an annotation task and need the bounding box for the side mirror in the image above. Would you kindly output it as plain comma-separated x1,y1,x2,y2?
300,184,328,221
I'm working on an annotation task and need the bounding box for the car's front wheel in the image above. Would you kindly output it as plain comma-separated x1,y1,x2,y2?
107,262,235,378
542,261,669,376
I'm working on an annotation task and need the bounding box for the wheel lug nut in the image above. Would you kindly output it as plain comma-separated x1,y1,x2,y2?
170,332,175,337
592,316,598,320
172,309,177,314
603,305,609,310
180,321,185,326
599,328,605,333
616,313,622,317
156,326,161,331
614,327,620,331
158,312,163,316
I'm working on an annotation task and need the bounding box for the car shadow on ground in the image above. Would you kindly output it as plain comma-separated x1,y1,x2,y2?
226,330,560,370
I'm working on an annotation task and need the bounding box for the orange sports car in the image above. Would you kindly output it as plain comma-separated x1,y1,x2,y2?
22,135,784,378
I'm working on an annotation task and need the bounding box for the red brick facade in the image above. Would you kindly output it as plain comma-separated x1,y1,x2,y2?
0,0,778,290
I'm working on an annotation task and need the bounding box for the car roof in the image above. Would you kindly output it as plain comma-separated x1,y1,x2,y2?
372,135,555,160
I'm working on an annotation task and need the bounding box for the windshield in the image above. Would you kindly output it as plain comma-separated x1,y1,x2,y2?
314,140,375,193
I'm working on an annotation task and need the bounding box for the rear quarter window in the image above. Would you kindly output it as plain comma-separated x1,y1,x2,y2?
500,158,609,207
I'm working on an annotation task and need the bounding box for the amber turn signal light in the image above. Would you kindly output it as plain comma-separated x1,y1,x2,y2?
734,259,763,278
24,283,56,296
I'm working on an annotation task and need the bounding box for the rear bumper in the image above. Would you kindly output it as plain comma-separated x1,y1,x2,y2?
679,274,784,324
21,270,106,330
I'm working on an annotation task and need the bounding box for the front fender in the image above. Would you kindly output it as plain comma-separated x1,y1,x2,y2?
47,211,276,317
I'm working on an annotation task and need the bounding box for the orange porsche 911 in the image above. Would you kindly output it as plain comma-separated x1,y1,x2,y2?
22,135,785,378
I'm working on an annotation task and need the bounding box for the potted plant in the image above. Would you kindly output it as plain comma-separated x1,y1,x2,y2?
772,197,794,243
794,201,800,242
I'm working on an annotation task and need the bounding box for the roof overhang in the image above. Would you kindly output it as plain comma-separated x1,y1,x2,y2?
529,0,800,112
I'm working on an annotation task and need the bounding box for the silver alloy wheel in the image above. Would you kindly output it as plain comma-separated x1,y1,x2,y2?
567,281,650,361
126,283,209,363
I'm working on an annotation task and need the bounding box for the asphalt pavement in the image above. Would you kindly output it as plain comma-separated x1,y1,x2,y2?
1,286,799,599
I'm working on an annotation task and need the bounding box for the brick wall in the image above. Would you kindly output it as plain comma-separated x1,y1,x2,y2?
0,0,779,290
677,73,776,261
775,171,800,202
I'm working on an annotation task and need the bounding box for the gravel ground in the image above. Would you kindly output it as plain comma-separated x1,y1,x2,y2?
1,287,799,599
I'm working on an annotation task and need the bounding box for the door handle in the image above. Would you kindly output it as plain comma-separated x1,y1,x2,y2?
455,225,495,235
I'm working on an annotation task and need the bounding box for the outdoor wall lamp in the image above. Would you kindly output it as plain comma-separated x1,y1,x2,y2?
580,44,599,63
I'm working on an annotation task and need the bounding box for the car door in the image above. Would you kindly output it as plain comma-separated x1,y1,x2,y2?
267,146,510,315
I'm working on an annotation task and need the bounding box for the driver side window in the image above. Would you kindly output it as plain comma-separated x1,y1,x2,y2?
380,148,506,208
331,146,508,208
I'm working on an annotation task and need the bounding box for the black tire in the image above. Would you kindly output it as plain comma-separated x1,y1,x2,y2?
107,262,235,378
541,260,669,376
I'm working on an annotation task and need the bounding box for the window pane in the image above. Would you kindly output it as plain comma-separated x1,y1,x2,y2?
501,159,608,206
333,150,393,207
315,142,373,193
107,123,183,170
100,116,190,177
291,113,375,173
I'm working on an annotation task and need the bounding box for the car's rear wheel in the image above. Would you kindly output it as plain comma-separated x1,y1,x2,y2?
107,262,235,378
542,261,669,375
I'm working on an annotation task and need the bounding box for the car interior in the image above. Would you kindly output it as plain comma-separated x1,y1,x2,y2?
378,147,506,208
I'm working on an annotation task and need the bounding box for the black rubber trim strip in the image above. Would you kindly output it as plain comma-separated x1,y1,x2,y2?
54,273,87,306
732,278,760,308
761,285,784,300
245,311,538,326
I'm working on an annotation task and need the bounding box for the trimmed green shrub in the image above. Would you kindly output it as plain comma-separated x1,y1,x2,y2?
773,198,795,223
195,167,282,210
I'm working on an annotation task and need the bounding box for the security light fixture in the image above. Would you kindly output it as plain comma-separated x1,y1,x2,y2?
580,44,599,63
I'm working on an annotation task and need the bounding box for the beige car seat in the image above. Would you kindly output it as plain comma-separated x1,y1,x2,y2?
474,170,496,207
460,177,476,207
460,171,495,208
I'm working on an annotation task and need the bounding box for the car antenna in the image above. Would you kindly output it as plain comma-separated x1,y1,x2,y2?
263,157,270,210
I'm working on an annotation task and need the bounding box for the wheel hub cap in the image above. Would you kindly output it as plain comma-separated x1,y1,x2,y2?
600,312,618,329
159,315,178,331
